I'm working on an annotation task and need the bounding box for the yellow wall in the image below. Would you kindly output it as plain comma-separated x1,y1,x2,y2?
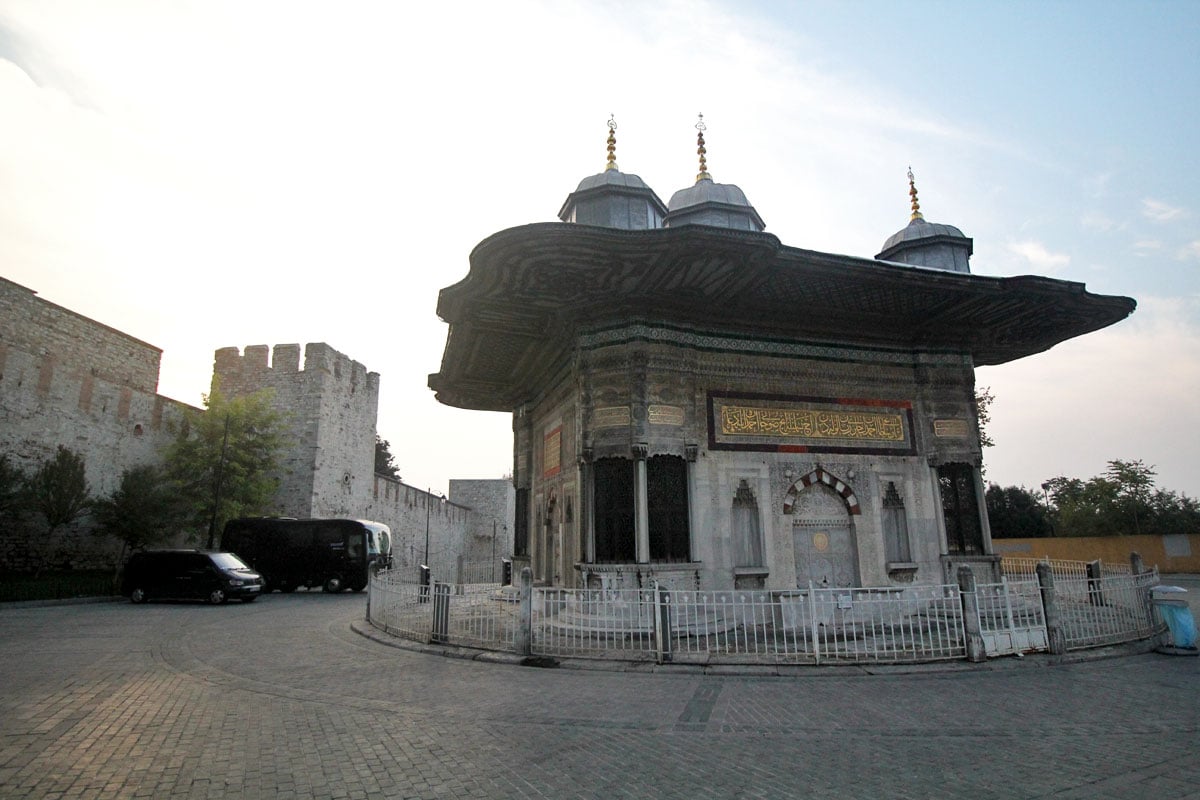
992,534,1200,574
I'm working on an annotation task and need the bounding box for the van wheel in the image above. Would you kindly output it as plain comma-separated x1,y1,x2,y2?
279,582,297,593
241,596,257,603
208,588,227,605
323,576,343,593
130,587,148,604
349,581,366,592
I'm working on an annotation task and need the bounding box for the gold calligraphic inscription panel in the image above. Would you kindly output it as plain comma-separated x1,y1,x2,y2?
593,406,631,429
648,404,684,426
934,418,970,438
720,406,903,441
710,393,914,454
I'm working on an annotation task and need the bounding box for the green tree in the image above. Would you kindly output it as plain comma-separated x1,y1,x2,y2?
1104,459,1156,535
165,387,285,548
985,484,1052,538
92,464,184,561
0,454,24,518
25,446,91,530
974,386,995,449
375,435,401,481
23,446,91,571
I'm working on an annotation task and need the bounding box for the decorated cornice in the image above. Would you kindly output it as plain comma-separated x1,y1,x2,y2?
429,223,1135,411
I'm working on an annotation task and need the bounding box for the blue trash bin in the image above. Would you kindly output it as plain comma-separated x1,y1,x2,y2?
1152,586,1198,655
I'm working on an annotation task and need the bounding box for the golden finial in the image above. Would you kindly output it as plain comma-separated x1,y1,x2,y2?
605,115,618,171
695,113,711,182
907,166,924,221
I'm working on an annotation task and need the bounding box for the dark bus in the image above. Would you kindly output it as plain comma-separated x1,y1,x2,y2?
220,518,392,593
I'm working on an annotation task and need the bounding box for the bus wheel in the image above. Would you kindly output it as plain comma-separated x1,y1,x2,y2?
323,576,343,593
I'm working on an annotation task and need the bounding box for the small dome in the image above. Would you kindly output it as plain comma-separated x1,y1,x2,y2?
875,169,972,272
558,168,668,230
664,177,765,231
876,217,973,273
571,169,655,194
879,218,968,253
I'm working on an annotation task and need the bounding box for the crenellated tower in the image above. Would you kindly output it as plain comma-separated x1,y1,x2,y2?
213,343,380,519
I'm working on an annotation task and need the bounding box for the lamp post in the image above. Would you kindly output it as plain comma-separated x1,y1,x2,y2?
1040,481,1054,535
424,487,432,567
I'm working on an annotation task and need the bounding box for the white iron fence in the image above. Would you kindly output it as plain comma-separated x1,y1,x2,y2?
365,559,1165,666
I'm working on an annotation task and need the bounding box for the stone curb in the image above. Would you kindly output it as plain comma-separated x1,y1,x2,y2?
349,617,1160,677
1,595,125,609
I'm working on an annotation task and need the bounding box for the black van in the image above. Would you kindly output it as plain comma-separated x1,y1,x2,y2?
121,550,264,604
221,518,391,593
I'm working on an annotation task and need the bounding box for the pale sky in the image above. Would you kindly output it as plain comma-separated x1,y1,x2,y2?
2,1,1198,498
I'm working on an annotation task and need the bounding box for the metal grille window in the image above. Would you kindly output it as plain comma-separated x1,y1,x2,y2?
514,488,530,557
882,481,911,563
648,455,690,562
938,463,984,555
594,458,635,562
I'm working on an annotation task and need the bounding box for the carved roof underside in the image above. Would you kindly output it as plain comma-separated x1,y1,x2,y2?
429,223,1135,411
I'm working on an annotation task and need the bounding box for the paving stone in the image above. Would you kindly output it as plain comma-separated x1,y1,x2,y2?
0,594,1197,798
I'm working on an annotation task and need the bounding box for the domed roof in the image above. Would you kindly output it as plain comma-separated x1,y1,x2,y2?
875,169,972,273
571,169,655,194
664,177,765,232
880,218,968,253
557,118,667,230
662,116,765,232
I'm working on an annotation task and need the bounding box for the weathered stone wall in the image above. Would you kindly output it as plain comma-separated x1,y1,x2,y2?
0,277,162,393
213,343,379,520
519,323,985,590
1,279,513,577
450,478,515,565
0,278,194,570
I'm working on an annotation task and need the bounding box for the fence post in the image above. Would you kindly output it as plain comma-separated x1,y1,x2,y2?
419,564,431,603
808,581,820,665
1086,560,1104,606
1129,551,1156,629
514,566,533,656
654,581,672,665
431,582,450,643
957,566,986,662
1036,561,1066,655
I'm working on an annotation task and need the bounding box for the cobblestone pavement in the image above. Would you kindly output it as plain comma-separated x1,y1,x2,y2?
1,593,1198,799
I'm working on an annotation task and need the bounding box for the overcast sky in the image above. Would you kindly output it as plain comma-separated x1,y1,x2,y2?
2,0,1197,498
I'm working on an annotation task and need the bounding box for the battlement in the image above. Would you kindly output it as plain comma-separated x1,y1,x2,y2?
213,343,380,399
0,277,162,394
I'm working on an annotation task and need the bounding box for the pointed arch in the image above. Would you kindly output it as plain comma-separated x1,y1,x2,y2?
782,468,860,515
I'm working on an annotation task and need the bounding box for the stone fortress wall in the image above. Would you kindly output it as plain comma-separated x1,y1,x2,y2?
0,278,194,569
0,276,512,574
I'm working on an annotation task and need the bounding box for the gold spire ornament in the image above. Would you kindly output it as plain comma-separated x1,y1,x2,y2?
605,115,618,171
695,113,711,182
907,166,924,221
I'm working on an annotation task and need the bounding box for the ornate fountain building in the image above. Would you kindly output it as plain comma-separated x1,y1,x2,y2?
429,118,1134,592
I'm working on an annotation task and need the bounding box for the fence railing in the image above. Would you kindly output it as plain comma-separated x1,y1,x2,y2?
365,557,1165,666
1001,556,1131,581
1056,570,1160,649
